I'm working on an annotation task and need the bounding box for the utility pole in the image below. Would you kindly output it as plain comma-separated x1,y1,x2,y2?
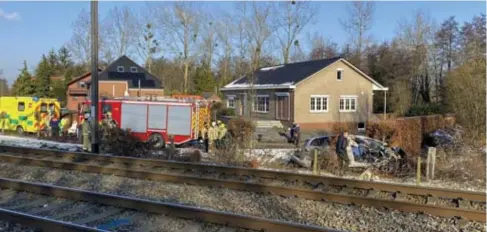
90,0,99,153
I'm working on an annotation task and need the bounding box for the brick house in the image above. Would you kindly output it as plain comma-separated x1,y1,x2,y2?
220,57,389,131
66,56,164,120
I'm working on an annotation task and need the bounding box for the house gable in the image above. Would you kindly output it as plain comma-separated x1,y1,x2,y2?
293,60,375,125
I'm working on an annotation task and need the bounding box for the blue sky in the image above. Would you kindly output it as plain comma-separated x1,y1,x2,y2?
0,1,485,84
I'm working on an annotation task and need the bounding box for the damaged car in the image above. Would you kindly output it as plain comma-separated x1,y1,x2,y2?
290,134,403,169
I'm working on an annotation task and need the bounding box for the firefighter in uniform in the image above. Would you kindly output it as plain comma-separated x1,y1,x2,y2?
207,121,218,152
216,120,227,149
201,122,209,153
82,112,92,152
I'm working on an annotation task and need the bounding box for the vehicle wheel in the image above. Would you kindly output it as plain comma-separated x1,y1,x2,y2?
16,126,24,135
149,133,165,149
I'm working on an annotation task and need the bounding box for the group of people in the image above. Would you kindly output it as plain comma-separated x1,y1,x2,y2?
79,111,118,152
201,120,227,153
44,116,70,138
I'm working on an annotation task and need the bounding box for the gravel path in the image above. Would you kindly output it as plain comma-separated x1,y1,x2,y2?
0,162,484,232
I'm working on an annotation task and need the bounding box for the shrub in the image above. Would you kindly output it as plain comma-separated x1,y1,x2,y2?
211,102,236,119
227,117,255,147
99,125,151,157
366,121,396,142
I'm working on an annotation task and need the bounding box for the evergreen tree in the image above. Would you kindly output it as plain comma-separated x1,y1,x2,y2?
192,64,216,95
48,49,59,75
11,61,35,96
34,55,54,97
58,46,73,74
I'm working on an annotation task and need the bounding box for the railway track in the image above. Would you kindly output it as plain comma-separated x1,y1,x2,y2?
0,177,336,232
0,145,485,223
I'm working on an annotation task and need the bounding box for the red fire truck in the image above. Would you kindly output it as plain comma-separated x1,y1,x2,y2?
80,96,211,147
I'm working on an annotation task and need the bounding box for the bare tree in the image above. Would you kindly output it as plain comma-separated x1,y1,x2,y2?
339,1,375,67
68,9,91,67
237,2,275,69
396,10,434,104
274,1,316,64
133,6,160,72
200,12,218,67
102,6,137,62
155,2,200,93
307,32,339,60
215,15,235,88
68,9,105,69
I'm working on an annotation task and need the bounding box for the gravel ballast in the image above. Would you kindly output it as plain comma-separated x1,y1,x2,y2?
0,162,484,232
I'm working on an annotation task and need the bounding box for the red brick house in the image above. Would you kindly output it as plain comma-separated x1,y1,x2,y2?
66,56,164,121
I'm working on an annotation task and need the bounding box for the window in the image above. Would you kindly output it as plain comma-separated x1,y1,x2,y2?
102,103,112,114
339,96,357,112
310,95,328,112
130,66,138,73
40,103,48,113
337,69,343,81
253,95,269,113
226,96,236,108
358,122,366,131
117,66,125,72
18,102,25,112
49,103,55,112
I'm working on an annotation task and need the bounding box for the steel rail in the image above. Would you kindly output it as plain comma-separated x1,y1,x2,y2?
0,207,107,232
0,153,484,222
2,145,484,202
0,177,338,232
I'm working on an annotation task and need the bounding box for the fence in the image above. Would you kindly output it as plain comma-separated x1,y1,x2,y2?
368,114,456,156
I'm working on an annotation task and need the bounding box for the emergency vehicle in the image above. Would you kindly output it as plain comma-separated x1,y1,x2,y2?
80,96,211,147
0,97,60,134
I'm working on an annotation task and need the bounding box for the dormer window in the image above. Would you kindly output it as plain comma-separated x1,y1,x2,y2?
117,66,125,72
130,66,138,73
337,69,343,81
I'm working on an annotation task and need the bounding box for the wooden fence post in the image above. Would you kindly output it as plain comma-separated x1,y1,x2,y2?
312,149,318,175
426,149,431,181
416,156,421,185
430,147,437,180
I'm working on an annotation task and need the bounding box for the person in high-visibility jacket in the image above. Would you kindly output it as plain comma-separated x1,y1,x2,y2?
207,121,218,152
201,122,209,153
82,113,92,152
216,120,227,149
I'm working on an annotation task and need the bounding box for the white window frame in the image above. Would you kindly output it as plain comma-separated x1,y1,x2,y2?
309,95,329,113
226,95,236,109
337,68,343,81
130,66,138,73
339,95,357,112
253,95,269,113
117,66,125,72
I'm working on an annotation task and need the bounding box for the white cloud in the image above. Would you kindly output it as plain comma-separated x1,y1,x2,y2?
0,8,21,21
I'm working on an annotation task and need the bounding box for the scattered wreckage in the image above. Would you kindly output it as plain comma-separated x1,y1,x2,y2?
290,134,405,169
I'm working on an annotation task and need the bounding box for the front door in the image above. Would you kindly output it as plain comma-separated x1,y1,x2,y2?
276,95,290,120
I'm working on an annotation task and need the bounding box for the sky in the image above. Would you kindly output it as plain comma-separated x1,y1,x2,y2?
0,1,485,85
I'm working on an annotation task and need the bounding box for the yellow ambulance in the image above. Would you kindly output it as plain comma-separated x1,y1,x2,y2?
0,97,60,134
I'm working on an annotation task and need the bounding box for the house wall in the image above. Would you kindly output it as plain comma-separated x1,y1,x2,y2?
294,60,374,130
66,75,91,114
222,89,293,122
99,81,128,97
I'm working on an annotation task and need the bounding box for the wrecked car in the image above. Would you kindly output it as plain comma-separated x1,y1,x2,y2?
290,134,402,169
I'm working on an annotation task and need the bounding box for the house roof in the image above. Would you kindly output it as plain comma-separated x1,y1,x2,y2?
66,70,101,86
222,57,387,91
68,56,163,89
